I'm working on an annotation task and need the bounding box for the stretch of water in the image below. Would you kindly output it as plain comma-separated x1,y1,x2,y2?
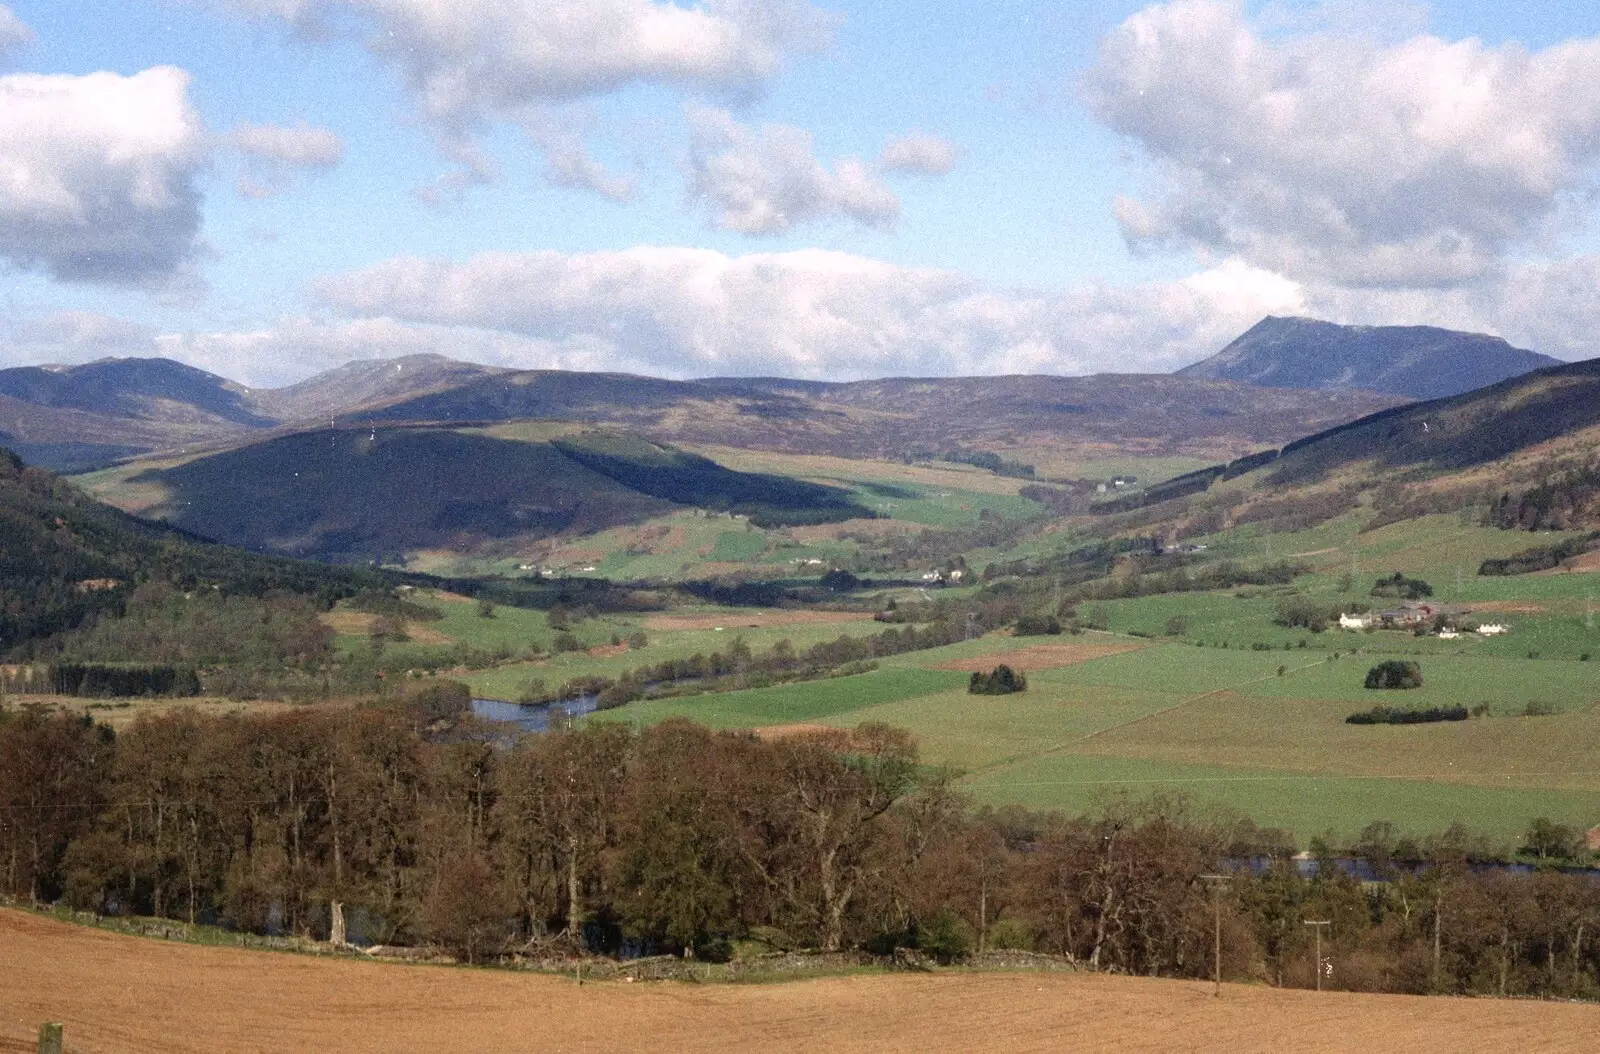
472,694,598,734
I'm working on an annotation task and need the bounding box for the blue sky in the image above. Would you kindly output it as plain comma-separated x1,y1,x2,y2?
2,0,1600,385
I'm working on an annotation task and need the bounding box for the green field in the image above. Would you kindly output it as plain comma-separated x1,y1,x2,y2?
582,623,1600,842
369,493,1600,845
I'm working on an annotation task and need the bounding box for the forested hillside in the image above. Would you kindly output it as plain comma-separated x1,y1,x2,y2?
0,447,387,654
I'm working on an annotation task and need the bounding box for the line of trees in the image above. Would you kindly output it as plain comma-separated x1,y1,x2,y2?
2,703,1597,998
521,619,976,710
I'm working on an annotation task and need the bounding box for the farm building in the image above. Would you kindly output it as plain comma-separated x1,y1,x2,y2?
1339,613,1373,630
1477,623,1509,636
1377,602,1438,628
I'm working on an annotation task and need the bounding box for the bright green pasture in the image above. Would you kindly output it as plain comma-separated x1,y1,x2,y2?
1035,643,1316,694
1247,652,1599,712
841,482,1042,528
961,753,1599,843
1074,688,1600,791
817,683,1185,772
596,668,965,729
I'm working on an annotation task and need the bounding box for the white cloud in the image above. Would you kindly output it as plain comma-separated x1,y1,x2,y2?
307,247,1309,380
0,66,206,284
687,107,899,234
213,0,833,191
1088,0,1600,288
0,5,33,58
879,132,959,176
225,121,344,197
522,116,634,202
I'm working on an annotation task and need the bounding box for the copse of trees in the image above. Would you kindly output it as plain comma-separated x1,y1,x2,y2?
1371,572,1433,600
1479,533,1600,576
2,706,1597,997
969,665,1027,695
1365,661,1424,690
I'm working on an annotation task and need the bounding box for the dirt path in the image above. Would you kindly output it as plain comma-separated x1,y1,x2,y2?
2,910,1596,1053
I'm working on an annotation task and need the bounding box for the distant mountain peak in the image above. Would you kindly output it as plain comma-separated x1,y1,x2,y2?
1177,317,1560,400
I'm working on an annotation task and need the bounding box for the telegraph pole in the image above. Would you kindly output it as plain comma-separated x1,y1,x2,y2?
1200,874,1228,996
1304,919,1331,992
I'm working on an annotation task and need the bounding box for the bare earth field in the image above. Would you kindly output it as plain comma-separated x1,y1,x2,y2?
643,610,875,632
931,641,1146,672
6,911,1594,1054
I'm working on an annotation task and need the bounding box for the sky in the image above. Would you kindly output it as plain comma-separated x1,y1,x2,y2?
3,0,1600,387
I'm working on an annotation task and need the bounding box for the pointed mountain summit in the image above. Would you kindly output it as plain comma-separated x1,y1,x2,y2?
1176,316,1561,400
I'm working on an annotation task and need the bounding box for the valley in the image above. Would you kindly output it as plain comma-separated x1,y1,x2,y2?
3,318,1599,1011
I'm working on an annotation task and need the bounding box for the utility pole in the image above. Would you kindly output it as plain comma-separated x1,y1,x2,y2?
1304,919,1331,992
1200,874,1228,996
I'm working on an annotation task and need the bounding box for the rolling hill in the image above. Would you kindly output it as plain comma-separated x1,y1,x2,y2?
1109,356,1600,537
1176,316,1560,399
357,370,1404,464
0,355,508,472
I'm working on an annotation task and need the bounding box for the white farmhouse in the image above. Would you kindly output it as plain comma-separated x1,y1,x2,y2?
1477,623,1508,636
1338,613,1373,630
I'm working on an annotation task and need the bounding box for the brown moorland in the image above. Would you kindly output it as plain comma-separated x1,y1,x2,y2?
2,910,1596,1054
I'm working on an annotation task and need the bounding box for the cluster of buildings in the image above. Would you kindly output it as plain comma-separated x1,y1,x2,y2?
1338,602,1508,637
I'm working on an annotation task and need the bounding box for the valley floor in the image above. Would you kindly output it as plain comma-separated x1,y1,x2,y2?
2,909,1596,1053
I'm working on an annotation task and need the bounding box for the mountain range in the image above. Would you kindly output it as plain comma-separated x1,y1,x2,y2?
3,316,1565,474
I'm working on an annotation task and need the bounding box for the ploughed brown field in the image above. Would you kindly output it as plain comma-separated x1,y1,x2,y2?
4,910,1597,1053
930,641,1145,672
643,610,875,632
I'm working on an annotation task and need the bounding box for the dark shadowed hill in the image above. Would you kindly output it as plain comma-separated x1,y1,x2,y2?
118,426,876,563
1176,317,1560,399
